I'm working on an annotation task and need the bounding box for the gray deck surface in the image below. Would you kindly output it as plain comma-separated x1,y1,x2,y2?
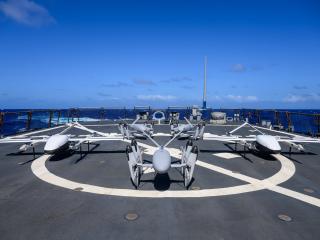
0,122,319,240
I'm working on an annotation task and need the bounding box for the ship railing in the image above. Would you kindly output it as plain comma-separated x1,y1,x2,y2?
0,108,319,137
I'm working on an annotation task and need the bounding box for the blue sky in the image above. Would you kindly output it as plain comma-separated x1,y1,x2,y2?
0,0,320,109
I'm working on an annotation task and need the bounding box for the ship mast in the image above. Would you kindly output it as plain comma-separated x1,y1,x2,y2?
202,56,207,109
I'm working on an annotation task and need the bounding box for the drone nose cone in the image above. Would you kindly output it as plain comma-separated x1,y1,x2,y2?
184,125,193,132
134,124,145,132
153,149,171,174
256,135,281,153
44,135,69,153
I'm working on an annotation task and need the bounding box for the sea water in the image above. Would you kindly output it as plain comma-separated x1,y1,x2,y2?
1,109,319,137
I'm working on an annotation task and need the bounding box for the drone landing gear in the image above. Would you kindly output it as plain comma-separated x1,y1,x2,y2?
126,139,199,190
32,146,35,159
181,140,198,188
126,140,143,188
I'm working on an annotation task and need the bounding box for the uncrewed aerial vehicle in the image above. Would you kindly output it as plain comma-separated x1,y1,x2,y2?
118,117,154,139
170,117,205,140
0,122,124,156
202,121,320,155
126,128,199,188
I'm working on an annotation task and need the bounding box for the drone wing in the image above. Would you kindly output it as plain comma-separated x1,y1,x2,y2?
72,122,120,137
184,117,193,126
69,135,124,143
67,134,124,150
276,137,320,143
202,133,257,143
0,136,49,152
164,129,187,147
0,137,48,144
228,121,265,135
131,117,140,126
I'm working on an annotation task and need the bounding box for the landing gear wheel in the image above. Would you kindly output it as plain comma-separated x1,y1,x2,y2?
184,167,191,189
131,139,138,151
125,145,132,161
132,166,141,189
181,166,185,176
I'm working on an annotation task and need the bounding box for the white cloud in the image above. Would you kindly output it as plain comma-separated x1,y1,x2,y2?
137,95,177,101
293,85,307,90
133,79,156,85
225,95,258,102
231,63,246,73
97,92,110,97
101,81,129,88
283,95,305,103
0,0,55,26
211,95,222,101
283,93,320,103
161,76,192,83
208,94,258,103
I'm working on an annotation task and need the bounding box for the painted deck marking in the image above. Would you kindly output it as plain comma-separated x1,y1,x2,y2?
213,152,240,159
30,141,320,207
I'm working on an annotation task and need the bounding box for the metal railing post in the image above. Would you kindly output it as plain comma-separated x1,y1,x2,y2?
254,109,260,125
26,111,32,130
316,114,320,137
57,110,61,125
274,110,280,126
48,111,53,128
0,112,4,134
285,111,292,132
100,108,106,121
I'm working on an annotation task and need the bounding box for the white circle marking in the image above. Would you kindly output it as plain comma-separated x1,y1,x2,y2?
31,144,296,198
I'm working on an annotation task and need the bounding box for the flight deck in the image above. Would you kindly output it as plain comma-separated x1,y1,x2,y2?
0,122,320,240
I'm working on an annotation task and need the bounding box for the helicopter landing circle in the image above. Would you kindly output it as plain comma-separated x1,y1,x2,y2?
30,141,320,207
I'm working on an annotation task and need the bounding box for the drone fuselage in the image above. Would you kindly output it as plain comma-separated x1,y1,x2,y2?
152,148,171,174
44,135,69,154
172,124,193,133
255,135,281,154
131,124,153,135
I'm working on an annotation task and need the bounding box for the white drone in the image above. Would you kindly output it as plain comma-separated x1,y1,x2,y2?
203,121,320,155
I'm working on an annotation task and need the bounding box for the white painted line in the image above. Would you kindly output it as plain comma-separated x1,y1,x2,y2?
207,124,244,127
82,124,119,127
31,154,264,198
269,185,320,207
152,133,172,137
213,153,240,159
143,167,155,174
30,145,316,206
29,137,320,206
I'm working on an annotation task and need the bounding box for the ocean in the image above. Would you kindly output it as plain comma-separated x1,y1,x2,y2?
1,108,319,137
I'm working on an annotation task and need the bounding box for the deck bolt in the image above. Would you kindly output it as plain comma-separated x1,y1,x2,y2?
278,214,292,222
125,213,139,221
303,188,314,193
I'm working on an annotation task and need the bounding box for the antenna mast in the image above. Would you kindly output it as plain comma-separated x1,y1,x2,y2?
202,56,207,109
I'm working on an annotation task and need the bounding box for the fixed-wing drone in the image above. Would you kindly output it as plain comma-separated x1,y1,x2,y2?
118,117,154,139
126,131,198,188
74,121,199,188
170,117,205,140
1,121,198,189
0,122,123,156
203,121,320,155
